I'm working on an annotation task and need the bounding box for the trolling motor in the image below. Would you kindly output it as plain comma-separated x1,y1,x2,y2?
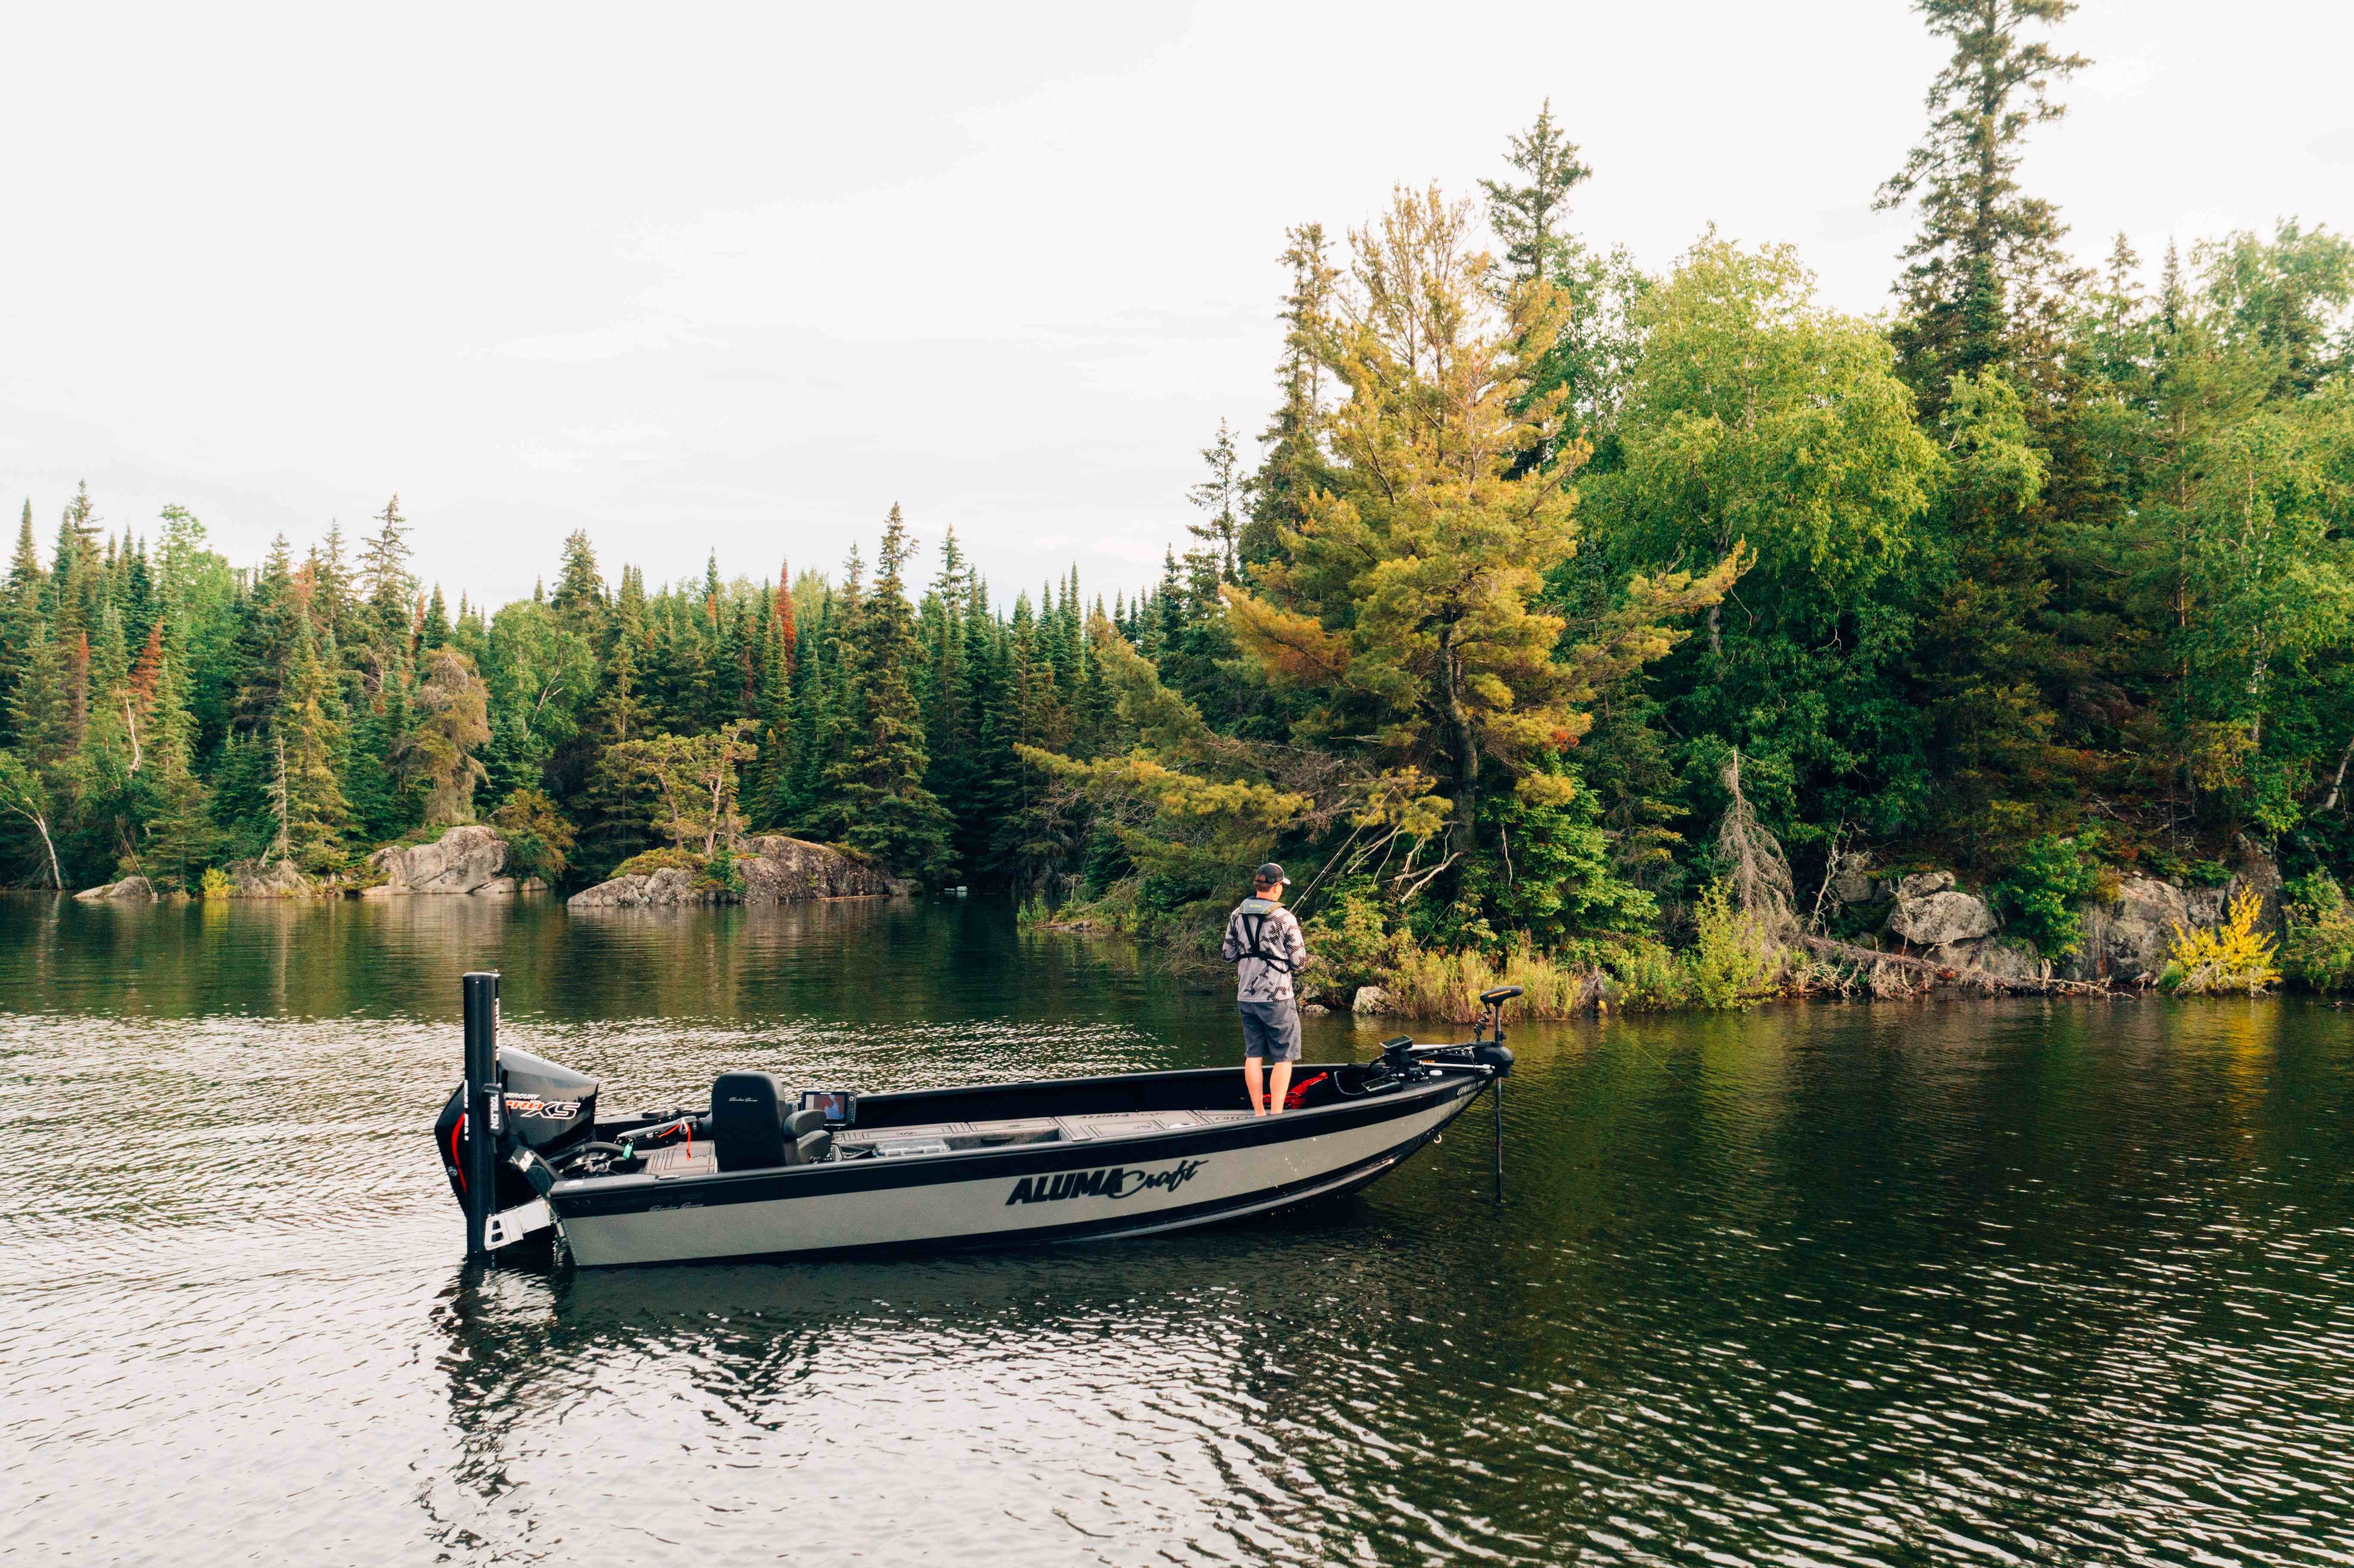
1369,985,1520,1196
436,970,599,1259
1477,986,1518,1197
1373,986,1519,1078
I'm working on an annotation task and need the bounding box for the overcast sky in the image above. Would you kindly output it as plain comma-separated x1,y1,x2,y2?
3,0,2349,611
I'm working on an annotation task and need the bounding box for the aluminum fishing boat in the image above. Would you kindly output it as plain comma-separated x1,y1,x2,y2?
435,973,1519,1269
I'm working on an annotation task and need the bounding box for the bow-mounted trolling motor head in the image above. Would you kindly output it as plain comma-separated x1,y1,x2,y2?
1475,986,1519,1077
1365,984,1524,1085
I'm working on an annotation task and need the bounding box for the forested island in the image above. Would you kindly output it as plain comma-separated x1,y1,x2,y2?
3,1,2350,1013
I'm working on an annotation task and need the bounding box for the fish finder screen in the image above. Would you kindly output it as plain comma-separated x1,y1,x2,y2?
800,1089,855,1126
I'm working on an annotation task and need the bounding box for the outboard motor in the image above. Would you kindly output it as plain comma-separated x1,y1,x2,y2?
433,1045,600,1210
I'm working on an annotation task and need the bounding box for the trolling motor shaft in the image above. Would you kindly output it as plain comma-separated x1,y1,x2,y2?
462,971,501,1259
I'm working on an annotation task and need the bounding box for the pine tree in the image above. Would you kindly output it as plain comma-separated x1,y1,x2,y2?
406,647,492,824
551,529,607,630
272,611,351,869
358,495,415,653
1477,99,1590,288
314,521,355,647
0,502,45,749
1875,0,2089,401
1247,223,1339,565
9,616,69,768
136,623,218,890
1186,422,1246,582
232,536,300,732
815,508,954,882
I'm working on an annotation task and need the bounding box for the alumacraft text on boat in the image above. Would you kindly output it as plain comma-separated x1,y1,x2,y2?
1006,1159,1205,1206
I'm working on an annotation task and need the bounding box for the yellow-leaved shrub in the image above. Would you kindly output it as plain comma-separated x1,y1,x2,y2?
2161,888,2281,996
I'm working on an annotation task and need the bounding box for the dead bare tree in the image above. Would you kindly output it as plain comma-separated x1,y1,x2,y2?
1716,750,1796,936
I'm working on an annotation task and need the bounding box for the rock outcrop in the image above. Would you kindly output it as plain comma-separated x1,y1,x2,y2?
1887,871,1997,948
736,836,895,901
567,837,895,909
2065,876,2188,985
568,865,705,908
74,875,156,902
1352,985,1391,1016
222,858,311,898
364,825,508,896
2063,852,2284,986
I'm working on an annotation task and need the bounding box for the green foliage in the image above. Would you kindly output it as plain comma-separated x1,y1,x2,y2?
613,847,701,878
490,787,575,884
1677,881,1780,1010
1300,883,1399,994
2282,873,2354,992
1367,934,1592,1021
8,12,2354,1031
1990,832,2103,957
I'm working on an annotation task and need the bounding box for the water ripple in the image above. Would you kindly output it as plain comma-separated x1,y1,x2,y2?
4,902,2354,1563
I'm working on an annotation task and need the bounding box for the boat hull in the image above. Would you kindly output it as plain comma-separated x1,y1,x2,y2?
552,1071,1485,1268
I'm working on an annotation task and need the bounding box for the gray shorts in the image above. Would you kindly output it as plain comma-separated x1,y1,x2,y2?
1239,1000,1302,1062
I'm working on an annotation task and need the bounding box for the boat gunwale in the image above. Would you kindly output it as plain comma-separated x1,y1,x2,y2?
550,1064,1484,1219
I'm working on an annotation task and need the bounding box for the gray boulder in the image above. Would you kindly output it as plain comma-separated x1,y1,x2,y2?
736,836,895,901
568,865,708,909
1948,936,2044,981
1826,862,1886,909
2227,847,2285,934
571,838,896,909
223,858,311,898
1896,870,1955,899
367,825,508,895
74,875,157,902
1888,872,1996,948
2067,876,2188,985
1352,985,1391,1016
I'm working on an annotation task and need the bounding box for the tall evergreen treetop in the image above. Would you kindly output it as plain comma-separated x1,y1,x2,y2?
1876,0,2088,395
1248,223,1339,564
359,495,415,635
552,529,607,628
1479,98,1591,288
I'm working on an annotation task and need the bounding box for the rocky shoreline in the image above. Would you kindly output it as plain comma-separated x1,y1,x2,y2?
1816,852,2284,989
566,836,901,908
68,827,902,908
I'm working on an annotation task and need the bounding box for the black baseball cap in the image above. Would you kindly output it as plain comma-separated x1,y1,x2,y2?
1254,862,1290,886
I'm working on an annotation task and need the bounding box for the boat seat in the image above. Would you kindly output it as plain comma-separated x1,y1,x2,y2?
712,1073,832,1171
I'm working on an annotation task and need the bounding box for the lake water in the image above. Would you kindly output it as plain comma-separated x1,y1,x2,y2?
4,893,2352,1566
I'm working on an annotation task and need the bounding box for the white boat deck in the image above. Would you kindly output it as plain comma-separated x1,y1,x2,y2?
638,1106,1258,1179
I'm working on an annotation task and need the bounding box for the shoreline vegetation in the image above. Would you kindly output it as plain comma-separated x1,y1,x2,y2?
6,4,2353,1019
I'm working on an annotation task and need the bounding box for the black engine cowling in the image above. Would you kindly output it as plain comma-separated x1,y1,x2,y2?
433,1048,600,1208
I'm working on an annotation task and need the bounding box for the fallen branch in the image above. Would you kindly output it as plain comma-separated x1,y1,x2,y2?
1794,934,2109,997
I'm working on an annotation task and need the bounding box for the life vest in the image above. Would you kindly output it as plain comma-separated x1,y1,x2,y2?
1233,897,1298,973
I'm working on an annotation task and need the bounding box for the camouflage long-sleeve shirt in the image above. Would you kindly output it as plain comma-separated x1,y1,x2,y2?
1220,897,1309,1003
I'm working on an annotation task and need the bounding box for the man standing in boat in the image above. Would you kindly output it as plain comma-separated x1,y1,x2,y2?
1222,862,1311,1115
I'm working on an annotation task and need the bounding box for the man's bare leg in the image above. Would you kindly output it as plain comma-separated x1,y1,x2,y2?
1268,1060,1294,1114
1245,1058,1267,1115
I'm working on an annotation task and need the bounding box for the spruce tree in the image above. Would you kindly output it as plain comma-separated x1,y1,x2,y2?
816,509,953,882
9,617,69,769
359,496,416,647
1875,0,2088,400
1247,224,1338,565
0,503,45,749
1477,99,1590,288
273,611,351,869
551,530,607,630
136,624,218,890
